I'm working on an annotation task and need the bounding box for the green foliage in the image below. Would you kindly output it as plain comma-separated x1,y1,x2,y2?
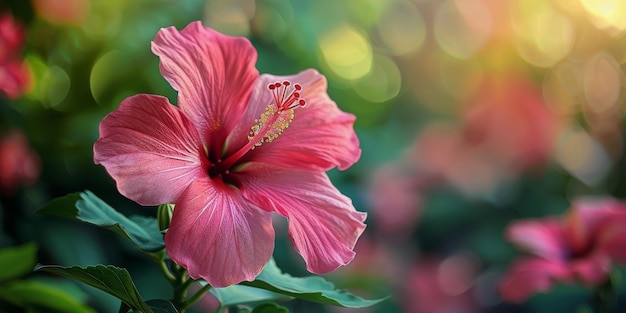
37,191,164,252
0,280,96,313
210,284,292,307
0,242,37,283
0,244,94,312
36,264,153,313
145,299,179,313
251,302,290,313
210,258,384,309
241,258,386,308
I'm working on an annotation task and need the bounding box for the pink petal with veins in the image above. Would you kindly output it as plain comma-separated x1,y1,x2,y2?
94,94,206,206
165,178,274,288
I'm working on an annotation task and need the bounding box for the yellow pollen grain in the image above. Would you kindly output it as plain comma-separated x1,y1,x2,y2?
248,104,294,149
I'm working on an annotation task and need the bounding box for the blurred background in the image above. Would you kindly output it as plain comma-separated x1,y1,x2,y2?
2,0,626,312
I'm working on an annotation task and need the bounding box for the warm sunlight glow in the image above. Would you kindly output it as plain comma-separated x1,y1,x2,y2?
319,24,373,80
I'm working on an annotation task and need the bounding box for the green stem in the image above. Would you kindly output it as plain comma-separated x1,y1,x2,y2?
179,282,213,312
172,267,190,311
591,274,616,313
158,258,176,284
149,250,212,313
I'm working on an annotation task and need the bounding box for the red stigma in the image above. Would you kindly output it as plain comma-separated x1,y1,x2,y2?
267,80,307,110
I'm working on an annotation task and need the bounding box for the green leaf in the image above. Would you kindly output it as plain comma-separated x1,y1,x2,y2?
209,283,292,307
38,191,164,252
0,242,37,282
0,280,96,313
252,302,289,313
242,259,386,308
36,264,153,313
145,299,179,313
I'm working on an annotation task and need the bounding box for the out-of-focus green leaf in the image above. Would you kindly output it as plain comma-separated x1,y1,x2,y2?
0,242,37,283
0,280,95,313
37,191,164,252
36,264,153,313
209,283,292,307
252,302,289,313
242,259,386,308
145,299,178,313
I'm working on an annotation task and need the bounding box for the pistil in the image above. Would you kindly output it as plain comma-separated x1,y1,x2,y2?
213,80,306,174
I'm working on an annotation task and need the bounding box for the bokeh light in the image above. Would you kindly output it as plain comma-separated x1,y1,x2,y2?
204,0,254,36
376,0,426,56
580,0,626,36
352,53,401,103
318,24,372,80
511,0,575,67
582,52,621,115
556,128,611,186
434,0,492,59
90,50,126,108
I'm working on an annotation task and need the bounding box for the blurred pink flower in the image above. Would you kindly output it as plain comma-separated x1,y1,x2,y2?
0,12,29,99
368,162,423,236
500,198,626,302
0,130,41,195
461,76,558,171
402,254,480,313
415,75,559,195
93,22,366,287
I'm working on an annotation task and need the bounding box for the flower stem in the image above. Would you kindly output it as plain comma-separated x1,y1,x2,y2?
591,274,617,313
179,282,213,312
169,264,189,309
158,257,176,284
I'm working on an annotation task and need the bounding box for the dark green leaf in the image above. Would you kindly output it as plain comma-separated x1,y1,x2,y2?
252,302,289,313
145,299,179,313
36,264,153,313
37,193,82,219
0,280,95,313
242,259,386,308
0,242,37,282
209,283,292,307
38,191,164,252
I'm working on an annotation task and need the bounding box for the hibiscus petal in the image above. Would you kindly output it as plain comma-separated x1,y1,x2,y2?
236,163,367,273
570,253,611,285
598,214,626,264
499,257,570,303
152,21,259,146
164,178,274,288
565,197,625,253
226,69,360,171
94,94,206,206
505,219,566,261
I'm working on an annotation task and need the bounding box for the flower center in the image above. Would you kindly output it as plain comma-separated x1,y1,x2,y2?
209,80,306,177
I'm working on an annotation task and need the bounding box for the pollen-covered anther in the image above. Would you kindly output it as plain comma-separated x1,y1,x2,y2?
248,104,295,149
246,80,306,149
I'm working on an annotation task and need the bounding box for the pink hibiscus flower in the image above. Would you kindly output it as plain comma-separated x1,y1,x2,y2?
93,21,366,288
0,12,29,99
0,130,41,195
499,198,626,302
